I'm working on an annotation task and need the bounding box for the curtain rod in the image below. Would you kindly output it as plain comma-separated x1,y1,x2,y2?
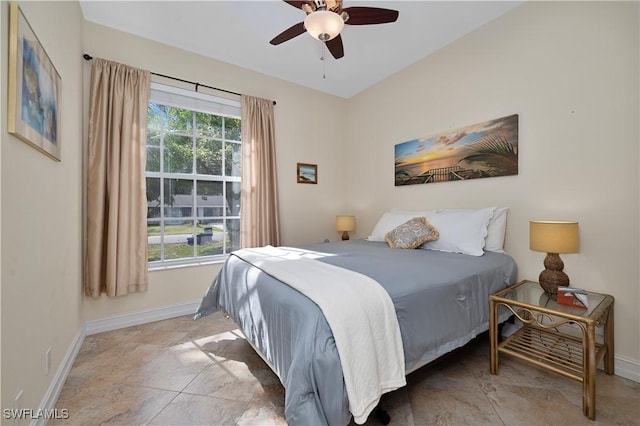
82,54,276,105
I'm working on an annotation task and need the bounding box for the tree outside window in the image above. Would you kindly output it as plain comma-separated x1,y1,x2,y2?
146,101,241,264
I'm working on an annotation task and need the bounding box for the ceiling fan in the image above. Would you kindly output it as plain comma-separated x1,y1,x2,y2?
269,0,399,59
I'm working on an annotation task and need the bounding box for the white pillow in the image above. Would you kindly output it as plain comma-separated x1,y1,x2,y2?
421,208,495,256
439,207,508,253
486,207,508,253
367,211,435,241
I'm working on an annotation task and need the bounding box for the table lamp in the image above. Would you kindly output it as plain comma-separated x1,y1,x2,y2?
529,220,579,294
336,215,355,241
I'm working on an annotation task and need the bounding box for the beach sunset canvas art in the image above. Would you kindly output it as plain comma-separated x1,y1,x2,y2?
395,114,518,186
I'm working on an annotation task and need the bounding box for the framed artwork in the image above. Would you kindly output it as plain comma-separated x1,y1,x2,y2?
296,163,317,184
7,2,62,161
395,114,518,186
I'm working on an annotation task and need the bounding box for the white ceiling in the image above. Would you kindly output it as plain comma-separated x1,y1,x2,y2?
79,1,524,98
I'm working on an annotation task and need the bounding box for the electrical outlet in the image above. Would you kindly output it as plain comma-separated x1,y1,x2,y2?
46,347,52,375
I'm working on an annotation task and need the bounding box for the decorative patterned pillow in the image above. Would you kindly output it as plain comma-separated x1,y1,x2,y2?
385,217,440,249
367,210,436,241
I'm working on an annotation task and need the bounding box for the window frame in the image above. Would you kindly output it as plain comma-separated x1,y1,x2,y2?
146,83,241,267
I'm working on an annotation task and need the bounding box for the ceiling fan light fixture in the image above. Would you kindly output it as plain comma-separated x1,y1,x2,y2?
304,10,344,41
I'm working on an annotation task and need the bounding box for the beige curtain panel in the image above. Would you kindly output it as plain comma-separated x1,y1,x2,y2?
85,58,151,297
240,95,281,248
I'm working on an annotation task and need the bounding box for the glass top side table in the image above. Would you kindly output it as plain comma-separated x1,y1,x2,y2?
489,280,615,420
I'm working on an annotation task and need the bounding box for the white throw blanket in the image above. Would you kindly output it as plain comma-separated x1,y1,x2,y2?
232,246,406,424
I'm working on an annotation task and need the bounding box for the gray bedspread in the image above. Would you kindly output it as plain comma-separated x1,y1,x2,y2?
195,239,517,425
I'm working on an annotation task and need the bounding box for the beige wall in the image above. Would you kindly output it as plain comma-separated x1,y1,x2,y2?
81,21,349,321
0,0,3,408
346,1,639,363
1,0,84,413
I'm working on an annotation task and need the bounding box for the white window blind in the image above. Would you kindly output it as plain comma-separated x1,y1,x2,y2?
149,82,241,118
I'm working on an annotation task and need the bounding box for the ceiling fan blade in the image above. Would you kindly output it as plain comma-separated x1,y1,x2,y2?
270,21,307,45
283,1,312,10
343,7,399,25
326,34,344,59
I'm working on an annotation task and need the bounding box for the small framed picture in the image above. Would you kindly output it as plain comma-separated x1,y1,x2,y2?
7,2,62,161
296,163,317,184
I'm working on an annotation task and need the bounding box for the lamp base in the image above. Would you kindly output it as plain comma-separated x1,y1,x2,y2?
539,253,569,294
341,231,350,241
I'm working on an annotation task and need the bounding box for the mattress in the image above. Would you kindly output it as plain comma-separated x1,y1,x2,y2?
196,239,517,425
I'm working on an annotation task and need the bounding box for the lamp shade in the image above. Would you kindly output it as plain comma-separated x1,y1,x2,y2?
304,10,344,41
336,215,355,232
530,221,579,254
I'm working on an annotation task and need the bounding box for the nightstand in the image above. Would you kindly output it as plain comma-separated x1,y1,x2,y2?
489,280,614,420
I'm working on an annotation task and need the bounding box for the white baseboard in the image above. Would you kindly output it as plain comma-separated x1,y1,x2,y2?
84,300,200,335
34,300,201,424
615,355,640,383
32,324,86,426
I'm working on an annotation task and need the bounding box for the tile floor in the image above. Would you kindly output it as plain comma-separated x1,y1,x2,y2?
52,312,640,425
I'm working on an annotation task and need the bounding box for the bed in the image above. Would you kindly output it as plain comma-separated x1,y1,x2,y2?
196,207,517,425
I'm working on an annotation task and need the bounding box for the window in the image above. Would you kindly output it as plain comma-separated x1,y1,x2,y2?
146,83,241,265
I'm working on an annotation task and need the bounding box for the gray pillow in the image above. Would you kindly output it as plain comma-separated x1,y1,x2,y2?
385,217,440,249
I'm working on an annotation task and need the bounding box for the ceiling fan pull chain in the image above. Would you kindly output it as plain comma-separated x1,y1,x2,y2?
322,42,327,79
